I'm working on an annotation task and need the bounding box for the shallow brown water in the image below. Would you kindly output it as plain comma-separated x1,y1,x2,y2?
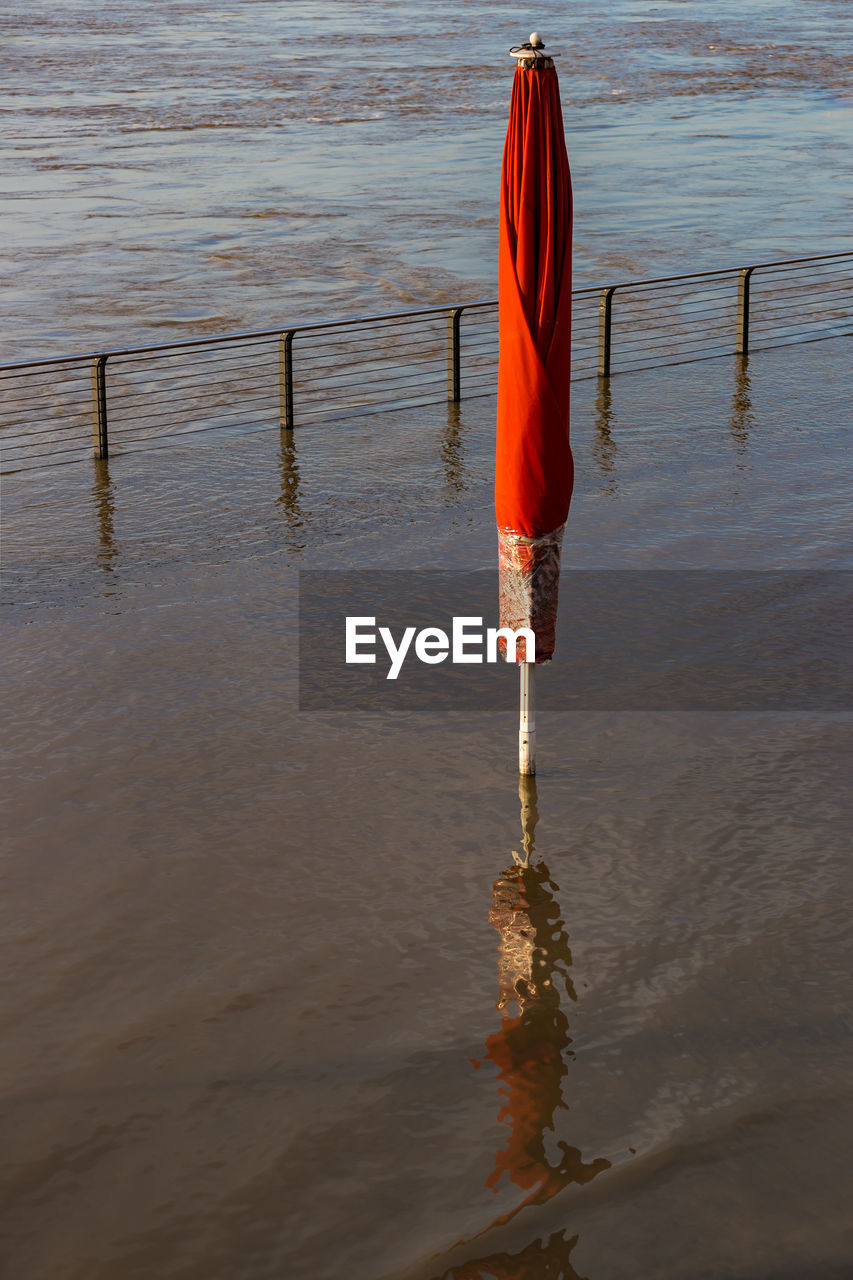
2,343,851,1278
3,1,852,1271
3,0,852,360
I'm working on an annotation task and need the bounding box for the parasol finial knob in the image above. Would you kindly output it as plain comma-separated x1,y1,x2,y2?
509,34,557,66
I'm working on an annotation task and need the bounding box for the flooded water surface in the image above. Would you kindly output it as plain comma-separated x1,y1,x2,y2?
2,1,853,1277
2,0,852,358
3,341,852,1278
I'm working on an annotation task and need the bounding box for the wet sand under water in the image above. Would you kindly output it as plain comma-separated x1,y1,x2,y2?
1,341,852,1279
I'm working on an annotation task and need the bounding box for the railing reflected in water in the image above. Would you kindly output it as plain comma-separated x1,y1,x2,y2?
276,427,306,555
729,355,755,467
592,380,619,496
587,350,764,495
92,457,118,579
441,402,468,498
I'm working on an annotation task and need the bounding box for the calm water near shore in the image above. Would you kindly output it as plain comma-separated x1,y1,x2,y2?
2,1,853,1277
3,342,852,1278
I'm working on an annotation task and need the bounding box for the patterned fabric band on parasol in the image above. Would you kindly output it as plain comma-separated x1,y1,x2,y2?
497,524,565,664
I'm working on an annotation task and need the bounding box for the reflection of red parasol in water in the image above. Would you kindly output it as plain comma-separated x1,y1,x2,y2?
427,781,609,1280
496,35,573,774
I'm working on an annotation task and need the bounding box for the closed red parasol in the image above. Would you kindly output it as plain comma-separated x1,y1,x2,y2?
495,34,573,773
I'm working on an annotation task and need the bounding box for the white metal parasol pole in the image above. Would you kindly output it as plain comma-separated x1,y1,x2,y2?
519,662,536,775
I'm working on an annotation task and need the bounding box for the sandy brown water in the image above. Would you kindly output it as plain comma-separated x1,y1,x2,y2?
2,2,852,1271
2,342,851,1278
3,0,852,361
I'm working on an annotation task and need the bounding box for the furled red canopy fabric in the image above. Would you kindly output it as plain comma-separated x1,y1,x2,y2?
495,63,573,663
495,64,573,539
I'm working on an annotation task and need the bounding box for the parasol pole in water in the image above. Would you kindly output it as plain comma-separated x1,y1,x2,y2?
519,662,535,775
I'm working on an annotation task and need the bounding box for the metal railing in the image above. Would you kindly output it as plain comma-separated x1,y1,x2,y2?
1,251,849,473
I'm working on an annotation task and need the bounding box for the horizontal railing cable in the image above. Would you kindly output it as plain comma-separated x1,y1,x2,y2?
1,251,849,472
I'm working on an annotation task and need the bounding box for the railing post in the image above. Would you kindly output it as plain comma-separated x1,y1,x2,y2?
90,354,109,459
598,287,615,377
279,330,295,429
446,307,462,402
736,267,754,355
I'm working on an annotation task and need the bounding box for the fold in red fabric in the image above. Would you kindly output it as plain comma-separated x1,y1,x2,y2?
495,65,573,539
